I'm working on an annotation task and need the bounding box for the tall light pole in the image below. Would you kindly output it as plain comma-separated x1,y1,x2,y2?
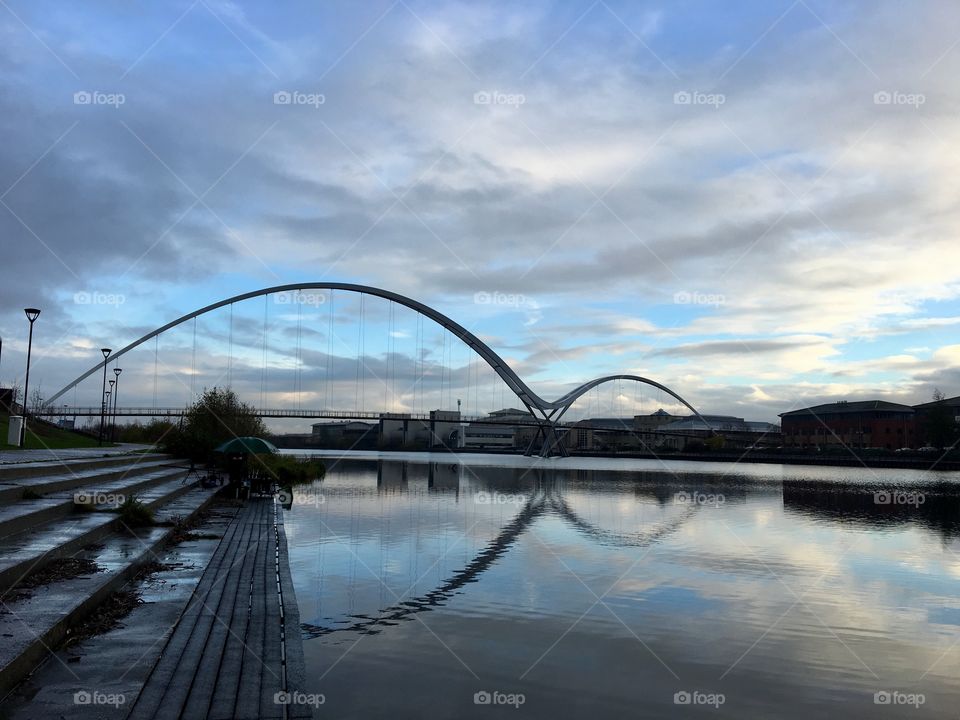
98,347,111,445
107,379,115,443
113,367,122,442
20,308,40,447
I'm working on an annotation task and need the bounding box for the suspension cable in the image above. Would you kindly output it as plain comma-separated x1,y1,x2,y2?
191,316,197,401
153,335,158,409
261,294,268,410
326,290,334,409
228,302,233,389
296,294,303,410
355,294,364,412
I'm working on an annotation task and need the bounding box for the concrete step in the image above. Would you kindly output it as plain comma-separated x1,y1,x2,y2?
0,452,168,482
0,466,191,539
0,455,173,504
0,504,239,719
0,473,198,593
0,484,223,699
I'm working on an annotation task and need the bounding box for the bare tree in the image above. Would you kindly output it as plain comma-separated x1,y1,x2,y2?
29,387,44,415
8,381,22,413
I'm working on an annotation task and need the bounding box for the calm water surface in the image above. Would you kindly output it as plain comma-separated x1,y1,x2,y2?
281,452,960,718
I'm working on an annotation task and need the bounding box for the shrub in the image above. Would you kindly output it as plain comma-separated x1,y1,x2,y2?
258,455,326,485
116,495,154,528
162,387,267,462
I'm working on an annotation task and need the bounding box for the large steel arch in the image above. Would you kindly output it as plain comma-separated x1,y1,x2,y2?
45,283,710,456
45,282,539,409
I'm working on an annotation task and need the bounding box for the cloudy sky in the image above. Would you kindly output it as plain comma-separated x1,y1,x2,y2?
1,0,959,426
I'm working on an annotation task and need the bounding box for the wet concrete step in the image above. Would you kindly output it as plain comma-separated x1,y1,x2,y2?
0,484,223,699
0,456,174,505
0,473,197,593
0,453,169,482
0,503,239,719
0,467,192,539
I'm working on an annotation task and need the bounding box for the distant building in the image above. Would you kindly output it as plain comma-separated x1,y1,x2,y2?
378,413,425,448
912,395,960,447
462,423,516,448
634,409,678,448
913,395,960,422
461,408,534,449
310,420,377,448
656,415,780,450
378,410,463,449
779,400,916,450
557,410,780,452
429,410,461,449
560,417,636,451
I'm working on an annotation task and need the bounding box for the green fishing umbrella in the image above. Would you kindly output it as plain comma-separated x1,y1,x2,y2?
214,436,279,454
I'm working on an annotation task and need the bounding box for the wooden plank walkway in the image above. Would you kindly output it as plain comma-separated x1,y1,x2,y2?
127,498,310,720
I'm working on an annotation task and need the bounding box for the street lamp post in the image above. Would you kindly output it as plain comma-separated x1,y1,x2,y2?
20,308,40,447
112,367,122,443
98,347,111,445
107,379,115,442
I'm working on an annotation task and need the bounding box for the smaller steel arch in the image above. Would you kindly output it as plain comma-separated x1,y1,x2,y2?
550,374,712,428
527,374,714,457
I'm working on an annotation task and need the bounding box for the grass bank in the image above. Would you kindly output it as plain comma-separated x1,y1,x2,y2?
0,415,106,450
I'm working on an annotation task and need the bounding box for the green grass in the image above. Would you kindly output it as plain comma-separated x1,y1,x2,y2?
0,414,107,450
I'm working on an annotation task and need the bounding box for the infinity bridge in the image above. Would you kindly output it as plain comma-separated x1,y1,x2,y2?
41,283,710,456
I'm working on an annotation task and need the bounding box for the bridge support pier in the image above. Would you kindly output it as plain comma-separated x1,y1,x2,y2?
521,405,570,458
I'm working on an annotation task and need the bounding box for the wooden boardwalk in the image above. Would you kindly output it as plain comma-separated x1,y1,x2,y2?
127,498,310,720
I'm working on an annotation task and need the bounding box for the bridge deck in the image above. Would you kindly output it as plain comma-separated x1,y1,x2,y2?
126,498,309,720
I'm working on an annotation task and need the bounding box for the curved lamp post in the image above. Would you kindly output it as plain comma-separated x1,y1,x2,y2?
98,347,111,445
20,308,40,447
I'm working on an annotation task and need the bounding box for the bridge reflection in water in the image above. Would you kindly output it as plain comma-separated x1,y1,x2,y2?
280,457,960,719
286,458,960,642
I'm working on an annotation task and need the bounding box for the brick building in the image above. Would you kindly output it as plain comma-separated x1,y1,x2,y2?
779,400,917,450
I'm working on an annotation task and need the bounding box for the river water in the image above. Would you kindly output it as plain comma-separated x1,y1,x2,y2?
280,451,960,718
